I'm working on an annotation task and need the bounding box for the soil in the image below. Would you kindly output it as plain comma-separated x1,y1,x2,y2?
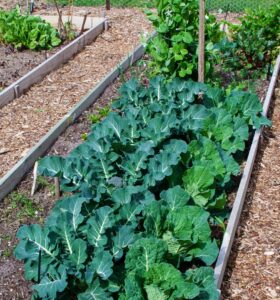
0,43,69,90
222,84,280,299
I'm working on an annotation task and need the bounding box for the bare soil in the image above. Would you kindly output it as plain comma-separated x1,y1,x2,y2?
222,84,280,299
0,43,69,90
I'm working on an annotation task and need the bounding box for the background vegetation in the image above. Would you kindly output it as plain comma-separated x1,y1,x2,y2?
54,0,278,11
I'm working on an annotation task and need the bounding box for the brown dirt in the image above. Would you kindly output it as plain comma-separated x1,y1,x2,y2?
222,84,280,299
0,60,146,299
0,43,70,89
0,7,153,178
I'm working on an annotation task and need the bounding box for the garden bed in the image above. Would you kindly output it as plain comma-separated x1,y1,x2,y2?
0,2,279,299
0,59,143,299
222,82,280,299
0,44,62,90
0,57,278,298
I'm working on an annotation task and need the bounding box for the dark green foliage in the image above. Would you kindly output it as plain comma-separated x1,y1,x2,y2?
145,0,223,80
218,5,280,79
14,77,269,299
0,6,61,50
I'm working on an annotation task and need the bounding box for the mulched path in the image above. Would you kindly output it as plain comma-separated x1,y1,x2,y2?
222,84,280,299
0,7,153,178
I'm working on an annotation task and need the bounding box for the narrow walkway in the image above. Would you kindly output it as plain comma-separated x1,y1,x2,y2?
0,7,152,178
222,84,280,299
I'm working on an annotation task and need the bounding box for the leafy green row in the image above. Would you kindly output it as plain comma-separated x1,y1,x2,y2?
0,6,61,50
14,77,269,299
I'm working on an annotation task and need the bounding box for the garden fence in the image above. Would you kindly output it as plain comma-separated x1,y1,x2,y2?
16,0,279,14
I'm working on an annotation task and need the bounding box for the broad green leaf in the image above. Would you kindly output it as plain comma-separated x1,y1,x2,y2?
87,206,113,248
112,225,135,260
89,251,113,280
187,240,219,265
182,104,210,131
111,186,141,206
183,165,215,207
125,238,168,272
78,279,113,300
144,201,167,237
145,285,167,300
69,239,87,267
160,186,190,211
33,265,67,299
15,224,56,261
185,267,219,300
166,206,211,244
38,156,65,177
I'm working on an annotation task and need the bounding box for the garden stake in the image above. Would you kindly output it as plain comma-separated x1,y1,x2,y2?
106,0,111,10
38,248,42,283
80,12,89,34
31,161,38,196
55,177,60,199
198,0,205,83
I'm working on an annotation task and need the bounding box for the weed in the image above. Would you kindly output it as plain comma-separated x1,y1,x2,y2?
9,192,36,218
37,175,49,188
88,114,101,124
2,249,12,258
98,105,111,118
81,133,88,141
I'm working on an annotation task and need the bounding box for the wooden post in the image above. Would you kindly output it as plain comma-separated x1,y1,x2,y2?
198,0,205,83
106,0,110,10
31,161,38,196
54,177,60,199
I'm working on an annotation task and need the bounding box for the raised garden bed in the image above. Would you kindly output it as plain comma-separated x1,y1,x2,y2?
0,16,105,107
0,53,279,299
0,2,279,299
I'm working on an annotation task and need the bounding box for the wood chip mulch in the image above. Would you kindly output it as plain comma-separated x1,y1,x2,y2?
0,7,153,178
222,83,280,299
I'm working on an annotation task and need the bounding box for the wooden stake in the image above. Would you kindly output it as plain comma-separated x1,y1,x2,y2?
80,12,89,34
54,177,60,200
198,0,205,83
106,0,111,10
31,161,38,196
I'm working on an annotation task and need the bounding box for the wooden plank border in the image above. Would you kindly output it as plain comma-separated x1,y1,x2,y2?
214,53,280,291
0,43,146,201
0,18,105,108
